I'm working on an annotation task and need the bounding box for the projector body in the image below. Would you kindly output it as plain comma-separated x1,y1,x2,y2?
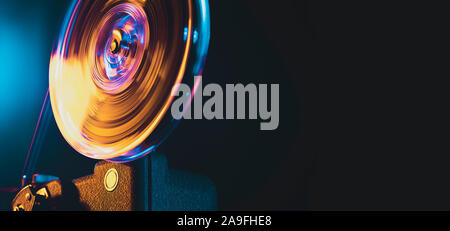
11,153,217,211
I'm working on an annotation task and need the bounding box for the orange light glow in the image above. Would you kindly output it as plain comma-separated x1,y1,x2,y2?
49,0,194,160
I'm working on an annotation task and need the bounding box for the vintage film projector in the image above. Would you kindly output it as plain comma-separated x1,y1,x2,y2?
10,0,216,211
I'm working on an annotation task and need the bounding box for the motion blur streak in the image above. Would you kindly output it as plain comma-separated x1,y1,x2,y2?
49,0,198,161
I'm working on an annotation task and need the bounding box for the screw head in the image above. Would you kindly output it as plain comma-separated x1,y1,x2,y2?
104,168,119,192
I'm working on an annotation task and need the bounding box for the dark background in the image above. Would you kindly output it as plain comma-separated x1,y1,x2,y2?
0,0,446,210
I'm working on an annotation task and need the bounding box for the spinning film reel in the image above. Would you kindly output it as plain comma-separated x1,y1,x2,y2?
12,0,216,211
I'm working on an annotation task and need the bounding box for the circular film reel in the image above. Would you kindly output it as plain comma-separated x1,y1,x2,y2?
49,0,210,162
